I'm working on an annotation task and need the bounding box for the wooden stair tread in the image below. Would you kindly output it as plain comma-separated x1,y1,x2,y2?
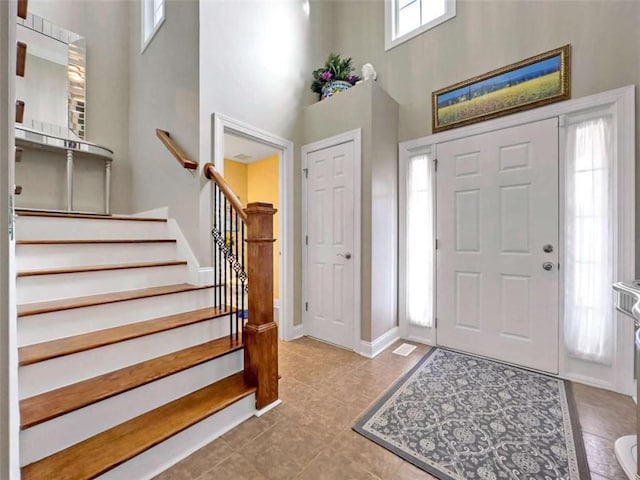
16,239,176,245
19,307,234,366
20,335,243,429
21,372,256,480
18,283,217,317
17,260,186,277
15,210,167,222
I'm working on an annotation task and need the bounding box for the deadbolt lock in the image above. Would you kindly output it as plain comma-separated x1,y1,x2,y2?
543,244,554,253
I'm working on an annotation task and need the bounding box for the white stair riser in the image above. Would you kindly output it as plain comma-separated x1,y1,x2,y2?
20,351,244,466
19,316,233,398
16,243,179,270
98,395,255,480
16,217,170,241
18,288,221,346
17,264,189,304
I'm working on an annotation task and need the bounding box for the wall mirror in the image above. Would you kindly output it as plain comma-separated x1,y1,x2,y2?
16,12,86,140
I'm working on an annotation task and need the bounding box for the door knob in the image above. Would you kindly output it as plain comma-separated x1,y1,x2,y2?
542,262,554,271
543,244,554,253
338,253,352,260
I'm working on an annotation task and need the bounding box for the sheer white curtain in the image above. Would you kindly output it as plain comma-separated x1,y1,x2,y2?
564,116,614,365
406,154,434,327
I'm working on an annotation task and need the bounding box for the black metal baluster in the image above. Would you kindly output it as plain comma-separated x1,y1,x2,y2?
241,220,245,336
217,188,222,310
235,209,240,342
230,207,236,343
213,187,218,309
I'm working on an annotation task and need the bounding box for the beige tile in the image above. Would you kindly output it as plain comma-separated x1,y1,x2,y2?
583,432,629,479
160,338,629,480
296,450,378,480
221,416,277,450
153,439,233,479
330,430,407,479
202,452,270,480
574,383,636,441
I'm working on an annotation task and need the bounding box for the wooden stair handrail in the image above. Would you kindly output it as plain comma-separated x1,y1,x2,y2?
203,162,248,223
155,129,198,171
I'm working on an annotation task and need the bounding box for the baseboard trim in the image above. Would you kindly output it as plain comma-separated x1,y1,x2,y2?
402,334,435,347
197,267,215,286
254,399,282,417
286,323,304,341
359,327,400,359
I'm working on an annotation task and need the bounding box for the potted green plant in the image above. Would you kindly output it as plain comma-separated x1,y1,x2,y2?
311,53,361,100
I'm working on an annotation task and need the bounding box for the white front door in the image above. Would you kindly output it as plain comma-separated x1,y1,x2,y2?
304,141,356,349
436,118,559,373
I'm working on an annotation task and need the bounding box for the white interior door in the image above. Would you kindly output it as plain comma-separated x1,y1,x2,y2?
304,141,356,349
436,118,559,373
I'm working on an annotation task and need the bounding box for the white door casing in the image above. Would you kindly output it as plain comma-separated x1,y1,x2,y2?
436,118,560,373
303,136,359,350
211,113,294,341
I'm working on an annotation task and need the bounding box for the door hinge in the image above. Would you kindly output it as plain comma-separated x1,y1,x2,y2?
305,235,308,245
434,158,438,172
435,239,439,250
305,302,308,312
434,317,438,328
303,168,308,179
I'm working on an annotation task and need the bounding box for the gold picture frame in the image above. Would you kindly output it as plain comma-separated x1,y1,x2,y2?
432,45,571,133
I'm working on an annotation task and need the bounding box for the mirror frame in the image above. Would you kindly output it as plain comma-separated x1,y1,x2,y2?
17,12,86,140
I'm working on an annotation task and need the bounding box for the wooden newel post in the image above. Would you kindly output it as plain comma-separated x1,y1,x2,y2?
244,202,278,409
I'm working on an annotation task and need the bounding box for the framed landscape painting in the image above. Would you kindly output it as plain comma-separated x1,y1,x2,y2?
432,45,571,132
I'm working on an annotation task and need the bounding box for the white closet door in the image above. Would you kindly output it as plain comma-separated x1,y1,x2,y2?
305,141,356,350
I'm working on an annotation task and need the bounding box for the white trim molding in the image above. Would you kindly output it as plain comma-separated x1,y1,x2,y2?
398,143,437,346
254,399,282,418
210,113,295,342
399,85,635,395
360,327,400,359
301,129,362,352
1,1,20,476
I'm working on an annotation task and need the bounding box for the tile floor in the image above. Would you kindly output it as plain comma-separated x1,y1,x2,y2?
156,338,636,480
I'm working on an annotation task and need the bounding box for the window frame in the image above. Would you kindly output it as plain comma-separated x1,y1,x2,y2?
141,0,165,53
385,0,456,51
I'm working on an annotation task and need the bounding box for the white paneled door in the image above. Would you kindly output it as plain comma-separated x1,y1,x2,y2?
436,118,559,373
305,141,356,350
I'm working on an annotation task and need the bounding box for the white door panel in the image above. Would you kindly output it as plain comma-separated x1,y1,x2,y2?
436,118,559,373
305,142,355,349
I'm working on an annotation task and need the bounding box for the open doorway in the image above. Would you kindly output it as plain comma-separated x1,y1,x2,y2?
223,134,281,330
212,113,294,341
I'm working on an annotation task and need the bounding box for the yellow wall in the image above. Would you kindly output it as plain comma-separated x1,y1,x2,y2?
223,159,248,205
224,156,279,300
247,155,279,300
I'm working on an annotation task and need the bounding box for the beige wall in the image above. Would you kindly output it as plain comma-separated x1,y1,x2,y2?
128,0,201,258
199,0,337,322
332,0,640,272
304,81,398,341
26,0,131,214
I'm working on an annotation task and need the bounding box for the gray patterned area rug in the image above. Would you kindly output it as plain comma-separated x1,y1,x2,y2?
353,348,590,480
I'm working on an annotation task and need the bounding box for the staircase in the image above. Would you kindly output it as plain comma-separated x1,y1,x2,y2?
14,210,269,479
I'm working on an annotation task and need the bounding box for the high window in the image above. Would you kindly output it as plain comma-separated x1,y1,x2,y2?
385,0,456,50
141,0,165,52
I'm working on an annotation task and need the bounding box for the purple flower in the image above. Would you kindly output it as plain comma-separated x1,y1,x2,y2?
321,71,333,81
